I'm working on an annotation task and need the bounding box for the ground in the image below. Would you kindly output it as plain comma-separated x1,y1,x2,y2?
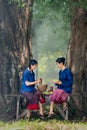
0,119,87,130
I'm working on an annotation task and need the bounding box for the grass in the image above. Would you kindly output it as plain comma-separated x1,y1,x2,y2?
0,119,87,130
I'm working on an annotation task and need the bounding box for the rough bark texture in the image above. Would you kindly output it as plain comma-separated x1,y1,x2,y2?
0,0,33,121
67,0,87,118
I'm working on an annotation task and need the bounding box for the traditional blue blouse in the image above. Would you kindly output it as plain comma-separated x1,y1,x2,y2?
57,68,73,94
21,68,35,93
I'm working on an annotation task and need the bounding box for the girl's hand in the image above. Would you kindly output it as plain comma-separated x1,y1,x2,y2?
58,80,62,85
36,78,42,84
53,80,62,85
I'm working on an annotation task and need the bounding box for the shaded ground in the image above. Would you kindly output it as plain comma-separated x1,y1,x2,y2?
1,98,87,130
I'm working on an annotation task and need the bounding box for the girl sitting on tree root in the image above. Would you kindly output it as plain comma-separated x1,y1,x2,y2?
48,57,73,118
20,59,45,120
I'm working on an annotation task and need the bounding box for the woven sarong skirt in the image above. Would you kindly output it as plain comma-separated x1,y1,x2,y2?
22,90,45,110
50,88,69,104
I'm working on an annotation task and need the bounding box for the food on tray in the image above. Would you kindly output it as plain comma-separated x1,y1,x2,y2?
43,91,53,95
48,86,53,92
52,79,59,83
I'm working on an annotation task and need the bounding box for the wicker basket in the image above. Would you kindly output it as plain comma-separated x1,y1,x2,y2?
37,84,48,92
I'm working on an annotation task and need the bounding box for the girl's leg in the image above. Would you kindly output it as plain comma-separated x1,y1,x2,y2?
24,109,31,121
49,101,54,114
26,109,31,118
39,102,43,115
62,102,67,111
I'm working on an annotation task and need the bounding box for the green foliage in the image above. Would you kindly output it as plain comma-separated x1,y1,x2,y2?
34,0,87,25
38,53,61,84
70,0,87,10
6,0,87,19
6,0,26,8
34,0,71,23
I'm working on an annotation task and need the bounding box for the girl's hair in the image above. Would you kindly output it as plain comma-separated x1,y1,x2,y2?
56,57,65,64
29,59,38,69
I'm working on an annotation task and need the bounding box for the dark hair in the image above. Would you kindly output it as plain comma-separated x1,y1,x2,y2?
29,59,38,69
56,57,65,64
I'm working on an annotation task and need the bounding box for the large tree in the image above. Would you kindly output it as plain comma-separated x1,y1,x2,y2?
67,0,87,118
0,0,33,120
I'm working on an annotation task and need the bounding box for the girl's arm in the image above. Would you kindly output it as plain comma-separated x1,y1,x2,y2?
25,79,41,86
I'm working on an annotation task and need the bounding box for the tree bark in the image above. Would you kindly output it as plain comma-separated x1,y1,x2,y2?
67,0,87,118
0,0,33,121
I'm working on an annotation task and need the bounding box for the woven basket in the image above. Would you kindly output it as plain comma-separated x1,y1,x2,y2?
37,84,48,92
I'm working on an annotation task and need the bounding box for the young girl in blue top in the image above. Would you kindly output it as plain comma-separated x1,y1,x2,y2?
48,57,73,117
20,59,44,119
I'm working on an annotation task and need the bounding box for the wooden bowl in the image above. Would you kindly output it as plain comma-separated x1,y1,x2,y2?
37,84,48,92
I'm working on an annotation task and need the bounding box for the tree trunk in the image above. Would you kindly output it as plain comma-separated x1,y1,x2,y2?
67,0,87,118
0,0,33,121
